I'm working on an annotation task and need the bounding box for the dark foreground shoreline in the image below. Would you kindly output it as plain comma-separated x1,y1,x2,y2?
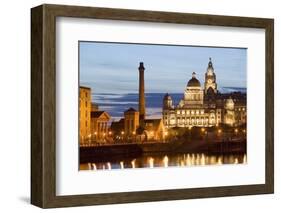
80,139,246,163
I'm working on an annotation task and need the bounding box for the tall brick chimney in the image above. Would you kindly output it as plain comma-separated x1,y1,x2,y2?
138,62,145,127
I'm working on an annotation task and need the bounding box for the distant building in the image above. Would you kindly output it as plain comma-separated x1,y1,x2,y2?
79,86,91,142
91,111,111,141
110,119,125,139
163,58,246,128
144,119,165,141
124,108,139,137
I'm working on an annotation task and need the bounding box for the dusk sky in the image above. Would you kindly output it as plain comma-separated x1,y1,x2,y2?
79,41,247,94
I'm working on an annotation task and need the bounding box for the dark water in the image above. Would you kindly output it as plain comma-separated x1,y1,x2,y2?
92,87,246,120
80,153,247,171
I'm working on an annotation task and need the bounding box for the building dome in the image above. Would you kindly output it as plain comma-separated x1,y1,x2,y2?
163,93,173,109
187,72,201,87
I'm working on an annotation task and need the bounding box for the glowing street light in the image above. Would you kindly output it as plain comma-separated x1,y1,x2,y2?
218,129,222,134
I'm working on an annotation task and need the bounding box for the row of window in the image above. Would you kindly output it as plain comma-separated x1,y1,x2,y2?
186,94,202,100
168,110,221,115
164,116,221,121
165,119,216,125
235,107,246,111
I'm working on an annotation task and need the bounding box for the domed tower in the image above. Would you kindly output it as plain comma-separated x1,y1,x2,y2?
163,93,174,109
204,58,217,95
184,72,204,106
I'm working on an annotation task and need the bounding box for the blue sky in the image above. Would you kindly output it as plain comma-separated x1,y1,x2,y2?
79,42,247,94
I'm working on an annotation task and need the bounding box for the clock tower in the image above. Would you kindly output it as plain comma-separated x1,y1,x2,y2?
204,58,217,95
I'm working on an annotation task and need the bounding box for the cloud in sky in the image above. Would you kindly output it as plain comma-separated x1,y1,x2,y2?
79,41,247,94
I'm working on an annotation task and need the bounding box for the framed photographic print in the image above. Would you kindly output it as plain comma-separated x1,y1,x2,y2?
31,4,274,208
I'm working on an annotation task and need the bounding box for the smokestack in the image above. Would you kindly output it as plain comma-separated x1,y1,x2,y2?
138,62,145,126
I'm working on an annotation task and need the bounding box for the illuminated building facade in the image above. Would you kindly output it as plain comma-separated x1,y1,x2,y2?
163,58,246,128
80,86,111,143
79,86,91,142
124,107,139,137
91,111,111,141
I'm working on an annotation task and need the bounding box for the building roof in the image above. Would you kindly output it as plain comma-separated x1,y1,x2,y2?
79,86,91,90
187,74,201,87
91,111,110,119
125,107,137,113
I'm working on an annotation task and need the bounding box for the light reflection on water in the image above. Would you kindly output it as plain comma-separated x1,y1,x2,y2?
80,153,247,171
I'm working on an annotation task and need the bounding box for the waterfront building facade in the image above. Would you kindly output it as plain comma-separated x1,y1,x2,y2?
163,58,246,128
124,107,139,137
91,111,111,141
79,86,91,142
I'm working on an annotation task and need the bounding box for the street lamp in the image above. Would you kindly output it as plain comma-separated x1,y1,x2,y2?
218,129,222,135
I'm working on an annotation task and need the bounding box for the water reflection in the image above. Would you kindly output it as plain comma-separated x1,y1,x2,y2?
81,153,247,171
